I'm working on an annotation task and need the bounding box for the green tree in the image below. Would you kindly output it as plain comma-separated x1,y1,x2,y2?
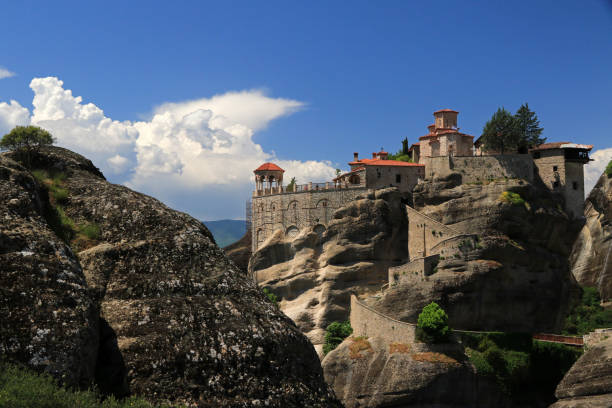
401,137,409,155
323,321,353,355
416,302,450,343
481,107,520,155
286,177,296,192
605,160,612,177
514,103,545,149
0,125,54,168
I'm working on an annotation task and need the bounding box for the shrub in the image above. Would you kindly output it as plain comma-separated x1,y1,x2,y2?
563,286,612,335
323,321,353,355
262,288,278,305
606,159,612,177
416,302,450,343
0,126,54,168
0,362,170,407
499,191,525,206
80,223,101,240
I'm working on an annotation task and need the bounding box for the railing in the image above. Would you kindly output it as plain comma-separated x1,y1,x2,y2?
254,181,364,196
532,333,583,346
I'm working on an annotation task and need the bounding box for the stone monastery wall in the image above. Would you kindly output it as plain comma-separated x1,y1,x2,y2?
422,155,534,183
406,205,459,260
350,294,416,344
251,187,369,250
388,254,440,285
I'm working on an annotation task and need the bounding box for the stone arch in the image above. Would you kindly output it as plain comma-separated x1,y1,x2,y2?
313,224,326,237
316,199,329,208
287,200,299,225
285,225,299,239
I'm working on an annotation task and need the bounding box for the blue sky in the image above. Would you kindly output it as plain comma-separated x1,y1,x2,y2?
1,1,611,220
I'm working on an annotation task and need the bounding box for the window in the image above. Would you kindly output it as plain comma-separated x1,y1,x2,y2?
553,166,558,172
553,181,559,188
573,181,578,190
396,174,401,183
533,152,541,159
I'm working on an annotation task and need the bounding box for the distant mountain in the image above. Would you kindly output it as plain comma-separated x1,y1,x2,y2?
203,219,247,248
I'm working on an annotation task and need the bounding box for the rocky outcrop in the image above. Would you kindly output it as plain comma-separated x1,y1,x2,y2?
250,188,408,355
570,171,612,301
224,231,251,271
0,153,99,388
1,147,339,407
322,336,507,408
374,176,581,333
550,337,612,407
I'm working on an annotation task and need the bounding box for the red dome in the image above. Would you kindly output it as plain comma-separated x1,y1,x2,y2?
254,162,285,172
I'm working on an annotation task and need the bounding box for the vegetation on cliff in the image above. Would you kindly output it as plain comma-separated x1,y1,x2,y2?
0,125,54,168
606,159,612,177
0,363,174,408
323,321,353,355
563,286,612,335
462,332,581,404
416,302,450,343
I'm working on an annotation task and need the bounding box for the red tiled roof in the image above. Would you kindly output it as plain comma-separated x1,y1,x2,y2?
348,159,424,167
419,130,474,140
530,142,593,151
254,162,285,172
434,109,459,114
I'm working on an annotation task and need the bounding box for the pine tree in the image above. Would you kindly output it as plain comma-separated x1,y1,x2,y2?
514,103,545,149
481,107,520,155
401,137,409,155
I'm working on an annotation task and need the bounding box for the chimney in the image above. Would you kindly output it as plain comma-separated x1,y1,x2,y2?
353,152,359,161
372,152,377,159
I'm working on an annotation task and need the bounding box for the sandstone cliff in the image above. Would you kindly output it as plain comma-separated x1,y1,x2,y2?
374,175,581,332
224,231,251,272
250,188,408,355
322,336,507,408
0,147,339,407
570,171,612,301
550,337,612,407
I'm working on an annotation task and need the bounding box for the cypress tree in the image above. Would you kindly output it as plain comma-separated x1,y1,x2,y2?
514,103,545,149
481,107,520,155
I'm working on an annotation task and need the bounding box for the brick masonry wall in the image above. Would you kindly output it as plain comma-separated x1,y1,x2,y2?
406,205,459,260
251,187,370,251
350,294,416,344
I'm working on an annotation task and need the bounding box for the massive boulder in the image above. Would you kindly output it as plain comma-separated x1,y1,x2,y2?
550,337,612,407
0,154,99,388
1,147,339,407
250,188,408,355
322,336,508,408
570,171,612,301
374,176,581,332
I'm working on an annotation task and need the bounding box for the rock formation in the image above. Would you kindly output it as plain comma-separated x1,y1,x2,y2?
224,231,251,271
0,147,339,407
0,152,98,389
250,188,408,355
322,336,507,408
374,175,581,333
570,171,612,301
551,337,612,407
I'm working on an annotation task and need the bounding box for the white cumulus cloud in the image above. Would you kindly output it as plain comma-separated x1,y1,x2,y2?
0,67,15,80
0,77,337,220
585,147,612,196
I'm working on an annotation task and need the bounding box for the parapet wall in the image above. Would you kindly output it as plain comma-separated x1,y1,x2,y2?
406,205,459,260
251,188,370,251
389,254,440,285
350,294,416,344
430,234,480,259
421,155,534,184
450,155,534,183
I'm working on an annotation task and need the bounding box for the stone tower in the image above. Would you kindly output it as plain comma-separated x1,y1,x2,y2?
530,142,593,219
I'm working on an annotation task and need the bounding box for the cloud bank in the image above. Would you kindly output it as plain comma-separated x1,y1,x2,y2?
0,77,337,220
585,147,612,196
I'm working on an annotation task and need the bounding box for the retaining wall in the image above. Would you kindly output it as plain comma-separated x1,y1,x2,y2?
406,205,459,260
450,155,534,183
350,294,416,344
389,254,440,285
430,234,480,260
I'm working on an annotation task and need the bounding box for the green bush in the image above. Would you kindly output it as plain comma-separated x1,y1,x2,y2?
323,321,353,355
416,302,450,343
605,159,612,177
80,223,101,240
499,191,525,206
563,286,612,335
0,362,170,407
262,288,278,305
